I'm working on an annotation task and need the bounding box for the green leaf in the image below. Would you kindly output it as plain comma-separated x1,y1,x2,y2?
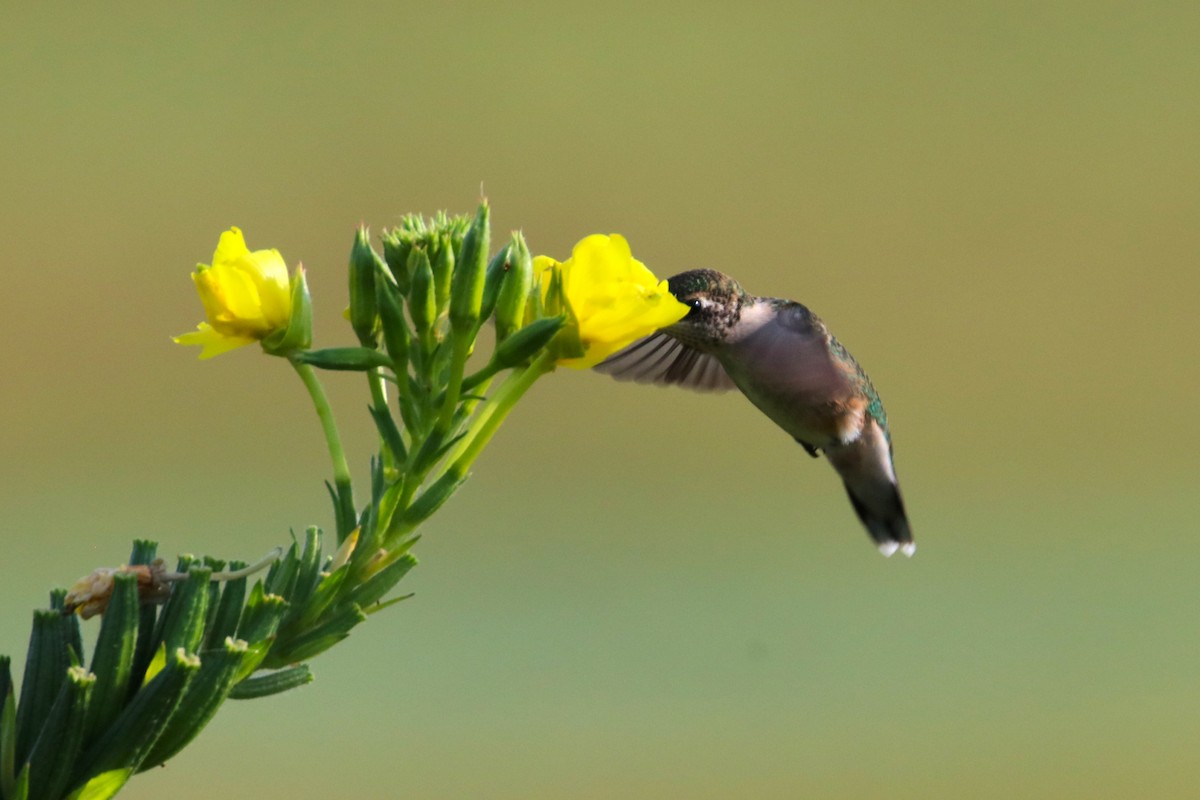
15,611,72,765
235,584,289,647
227,666,313,700
201,558,226,638
264,605,367,667
363,593,414,616
346,554,417,610
369,404,407,464
264,540,300,600
286,566,350,634
70,649,199,791
82,572,138,745
26,666,94,800
283,528,325,616
408,427,448,476
50,590,84,669
127,543,160,689
154,567,212,657
140,645,167,687
9,765,27,800
63,769,131,800
1,657,16,800
397,471,464,531
139,638,253,769
366,481,405,565
203,565,247,651
127,541,157,567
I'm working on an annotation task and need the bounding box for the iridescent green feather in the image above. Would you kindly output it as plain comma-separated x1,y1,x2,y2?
827,334,890,443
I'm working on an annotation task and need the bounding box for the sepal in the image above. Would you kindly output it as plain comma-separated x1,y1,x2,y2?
262,267,313,355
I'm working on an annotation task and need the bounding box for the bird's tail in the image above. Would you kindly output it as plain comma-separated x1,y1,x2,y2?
841,475,913,557
825,420,915,557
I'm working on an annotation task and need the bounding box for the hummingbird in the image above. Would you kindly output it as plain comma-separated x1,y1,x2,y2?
596,269,914,557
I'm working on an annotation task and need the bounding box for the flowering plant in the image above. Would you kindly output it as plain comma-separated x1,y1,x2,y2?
0,202,685,800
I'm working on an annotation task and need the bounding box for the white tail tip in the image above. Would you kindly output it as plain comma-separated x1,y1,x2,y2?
900,542,916,558
877,541,900,557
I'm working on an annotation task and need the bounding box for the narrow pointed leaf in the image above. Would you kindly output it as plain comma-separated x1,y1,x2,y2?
26,666,94,800
139,639,253,769
16,611,72,764
1,658,15,800
204,565,247,651
264,541,300,599
346,554,417,610
82,572,138,745
71,649,199,789
228,666,313,700
264,605,367,667
369,404,407,463
155,567,211,657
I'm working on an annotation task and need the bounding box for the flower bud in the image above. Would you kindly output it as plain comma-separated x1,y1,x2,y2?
381,231,412,295
294,347,394,372
492,315,566,369
495,232,533,341
479,242,511,328
432,233,454,313
449,201,490,334
407,247,437,337
348,227,383,346
375,270,410,370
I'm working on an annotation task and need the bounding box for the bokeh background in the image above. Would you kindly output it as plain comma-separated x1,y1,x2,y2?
2,3,1198,798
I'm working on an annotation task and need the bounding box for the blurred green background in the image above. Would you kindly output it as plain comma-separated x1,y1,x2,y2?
2,2,1198,797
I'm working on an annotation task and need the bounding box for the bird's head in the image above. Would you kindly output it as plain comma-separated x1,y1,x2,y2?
664,269,748,348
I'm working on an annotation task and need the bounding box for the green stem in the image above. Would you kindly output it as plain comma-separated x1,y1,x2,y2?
461,360,500,394
436,336,471,433
367,367,397,471
382,353,553,550
290,357,356,539
440,350,555,482
368,368,389,413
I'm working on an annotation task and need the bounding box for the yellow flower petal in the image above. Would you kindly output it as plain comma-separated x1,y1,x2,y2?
537,234,689,369
212,226,250,264
176,228,295,358
173,322,256,359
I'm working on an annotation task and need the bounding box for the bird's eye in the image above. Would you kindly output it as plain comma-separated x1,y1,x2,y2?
686,298,703,309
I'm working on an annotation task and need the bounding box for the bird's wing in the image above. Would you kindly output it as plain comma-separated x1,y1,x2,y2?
594,333,737,392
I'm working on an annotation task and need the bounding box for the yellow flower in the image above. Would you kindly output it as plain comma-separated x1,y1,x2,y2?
174,227,302,359
533,234,689,369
